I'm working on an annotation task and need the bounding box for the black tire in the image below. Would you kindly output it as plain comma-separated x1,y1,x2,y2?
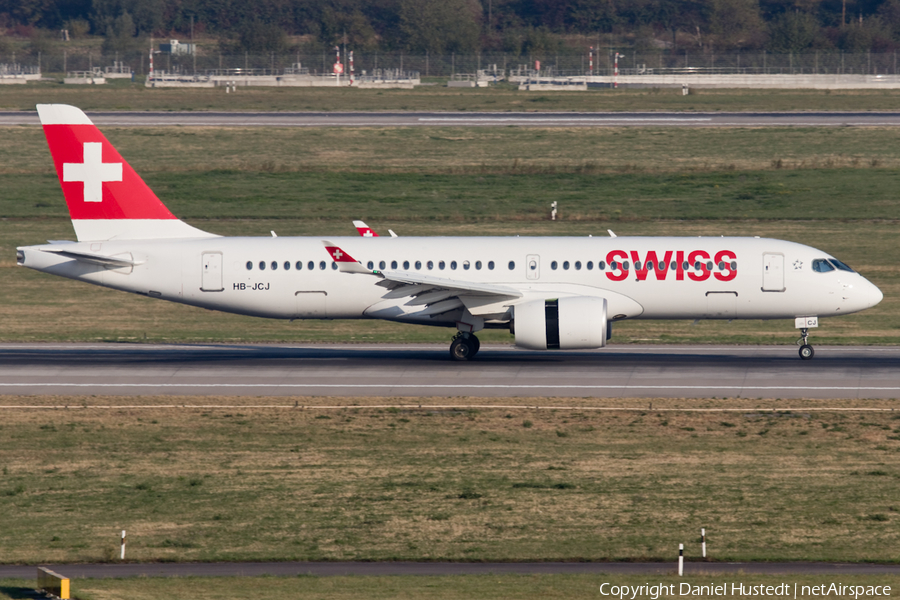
470,335,481,356
799,344,815,360
450,337,473,361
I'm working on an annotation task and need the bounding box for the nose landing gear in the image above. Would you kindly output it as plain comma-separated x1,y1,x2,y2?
798,328,815,360
450,332,480,361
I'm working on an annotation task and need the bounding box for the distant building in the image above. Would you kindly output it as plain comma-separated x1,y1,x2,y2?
159,40,195,55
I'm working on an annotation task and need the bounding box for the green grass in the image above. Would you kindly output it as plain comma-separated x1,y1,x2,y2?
7,80,900,112
3,574,900,600
1,125,898,344
0,398,899,564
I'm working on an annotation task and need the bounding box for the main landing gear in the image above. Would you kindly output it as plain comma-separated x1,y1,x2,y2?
450,332,480,361
798,328,815,360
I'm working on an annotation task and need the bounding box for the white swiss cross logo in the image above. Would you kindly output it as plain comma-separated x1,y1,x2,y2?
362,231,374,237
63,142,123,203
332,249,344,260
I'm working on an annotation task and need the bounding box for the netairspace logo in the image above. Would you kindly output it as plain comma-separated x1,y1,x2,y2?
598,582,893,599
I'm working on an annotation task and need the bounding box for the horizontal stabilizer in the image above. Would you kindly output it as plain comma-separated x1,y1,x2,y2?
44,248,137,268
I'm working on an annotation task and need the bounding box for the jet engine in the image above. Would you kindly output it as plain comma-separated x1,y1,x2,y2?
512,296,609,350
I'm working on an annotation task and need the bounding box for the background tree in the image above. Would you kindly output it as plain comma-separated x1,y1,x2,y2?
767,10,821,51
396,0,481,53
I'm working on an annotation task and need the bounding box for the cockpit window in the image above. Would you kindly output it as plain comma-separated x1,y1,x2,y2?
828,258,856,273
811,259,835,273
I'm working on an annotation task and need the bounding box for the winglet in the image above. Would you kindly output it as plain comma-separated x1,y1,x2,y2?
322,241,373,274
353,220,379,237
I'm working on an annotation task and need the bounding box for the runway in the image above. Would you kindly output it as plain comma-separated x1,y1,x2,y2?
2,561,899,578
1,343,899,399
3,110,900,127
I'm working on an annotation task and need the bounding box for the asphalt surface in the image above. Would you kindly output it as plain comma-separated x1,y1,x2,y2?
3,561,900,578
3,110,900,127
1,343,899,399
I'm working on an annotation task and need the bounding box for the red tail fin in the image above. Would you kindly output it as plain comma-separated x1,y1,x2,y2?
37,104,213,241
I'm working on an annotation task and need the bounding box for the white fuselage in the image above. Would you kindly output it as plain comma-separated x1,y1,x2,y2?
18,235,883,327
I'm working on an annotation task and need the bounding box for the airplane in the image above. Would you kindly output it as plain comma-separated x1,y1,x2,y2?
16,104,883,361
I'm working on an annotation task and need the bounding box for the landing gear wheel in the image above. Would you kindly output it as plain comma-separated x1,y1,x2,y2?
450,337,474,361
470,335,481,356
796,327,814,360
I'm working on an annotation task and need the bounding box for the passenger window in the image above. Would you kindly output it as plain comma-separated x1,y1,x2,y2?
575,261,581,270
551,261,558,270
488,261,495,270
439,260,445,270
258,261,266,270
451,261,457,270
367,261,374,269
693,261,701,270
475,261,482,270
463,260,470,270
717,262,725,270
427,260,434,270
391,260,398,269
730,261,737,271
308,261,314,270
671,262,677,270
658,262,665,270
508,261,515,270
683,262,689,270
812,259,835,273
319,261,326,270
598,261,606,270
646,262,653,270
706,261,713,271
331,262,337,270
379,261,386,270
284,261,290,270
610,261,617,270
271,261,278,271
635,261,642,270
295,261,303,270
246,261,253,270
563,261,570,270
403,260,410,269
587,261,593,270
623,261,630,270
415,261,421,270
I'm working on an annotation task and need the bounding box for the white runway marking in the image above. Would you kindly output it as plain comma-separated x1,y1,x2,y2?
2,383,899,391
418,117,713,122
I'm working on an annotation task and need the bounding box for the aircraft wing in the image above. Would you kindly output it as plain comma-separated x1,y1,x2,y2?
323,241,520,317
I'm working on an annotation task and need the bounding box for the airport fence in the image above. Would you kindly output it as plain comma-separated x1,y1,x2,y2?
4,50,900,79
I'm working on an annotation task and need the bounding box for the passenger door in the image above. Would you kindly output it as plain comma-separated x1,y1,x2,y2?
762,253,785,292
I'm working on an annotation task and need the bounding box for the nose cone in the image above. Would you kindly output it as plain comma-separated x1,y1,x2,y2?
865,279,884,309
849,276,883,312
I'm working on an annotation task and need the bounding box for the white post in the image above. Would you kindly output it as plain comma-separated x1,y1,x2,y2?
550,201,558,221
701,528,706,558
678,543,684,576
120,530,126,559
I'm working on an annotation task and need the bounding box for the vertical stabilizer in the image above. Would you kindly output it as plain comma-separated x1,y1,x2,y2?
37,104,215,241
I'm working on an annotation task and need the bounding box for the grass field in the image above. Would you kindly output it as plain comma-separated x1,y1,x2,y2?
1,125,897,345
3,574,899,600
6,80,900,113
0,397,898,564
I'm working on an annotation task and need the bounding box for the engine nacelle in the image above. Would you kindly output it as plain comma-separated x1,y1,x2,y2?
513,296,609,350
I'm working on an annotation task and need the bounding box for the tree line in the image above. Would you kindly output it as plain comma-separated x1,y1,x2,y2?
2,0,900,56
